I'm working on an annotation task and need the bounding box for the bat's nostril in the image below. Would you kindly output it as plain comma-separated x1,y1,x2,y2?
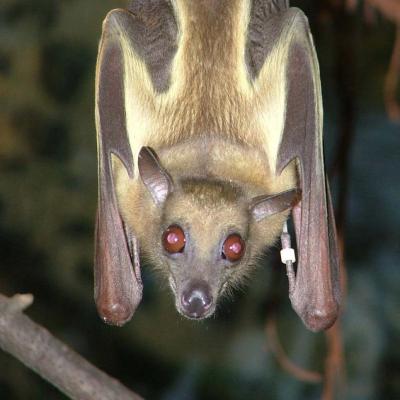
181,281,213,319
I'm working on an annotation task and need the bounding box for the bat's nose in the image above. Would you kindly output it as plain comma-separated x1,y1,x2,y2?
181,281,213,319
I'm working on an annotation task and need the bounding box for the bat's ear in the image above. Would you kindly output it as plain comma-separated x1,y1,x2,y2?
249,189,301,222
138,146,173,206
94,9,143,326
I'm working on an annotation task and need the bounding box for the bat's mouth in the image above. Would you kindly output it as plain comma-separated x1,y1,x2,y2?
177,302,216,320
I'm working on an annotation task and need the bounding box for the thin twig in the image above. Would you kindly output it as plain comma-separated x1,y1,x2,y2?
265,317,323,384
321,234,347,400
322,322,346,400
325,1,356,398
0,293,143,400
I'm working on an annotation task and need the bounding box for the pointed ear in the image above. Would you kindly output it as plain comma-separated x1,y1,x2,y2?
138,146,173,205
250,189,301,222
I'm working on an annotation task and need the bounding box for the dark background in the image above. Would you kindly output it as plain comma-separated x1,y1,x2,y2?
0,1,399,399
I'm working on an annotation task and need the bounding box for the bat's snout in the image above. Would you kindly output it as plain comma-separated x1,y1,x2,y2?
180,280,213,319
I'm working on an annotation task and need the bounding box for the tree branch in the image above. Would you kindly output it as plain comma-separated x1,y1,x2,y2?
0,293,143,400
366,0,400,23
265,317,323,384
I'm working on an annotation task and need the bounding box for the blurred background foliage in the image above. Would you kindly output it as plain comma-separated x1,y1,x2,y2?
0,0,399,399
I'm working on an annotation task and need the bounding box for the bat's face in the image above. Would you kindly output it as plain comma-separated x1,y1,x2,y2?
120,147,299,320
159,179,252,319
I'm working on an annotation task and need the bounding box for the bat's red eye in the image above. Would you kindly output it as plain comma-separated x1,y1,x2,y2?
162,225,186,253
222,234,245,262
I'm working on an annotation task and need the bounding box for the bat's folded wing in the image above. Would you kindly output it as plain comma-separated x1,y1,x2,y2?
94,5,177,326
94,10,143,326
276,10,341,331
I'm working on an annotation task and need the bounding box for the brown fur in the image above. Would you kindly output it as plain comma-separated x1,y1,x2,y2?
96,0,340,329
111,0,297,317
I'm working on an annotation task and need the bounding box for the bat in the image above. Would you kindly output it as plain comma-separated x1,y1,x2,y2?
94,0,340,332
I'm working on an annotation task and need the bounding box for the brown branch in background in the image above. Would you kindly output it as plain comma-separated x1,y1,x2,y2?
325,1,357,398
0,293,142,400
363,2,377,25
352,1,400,121
322,234,347,400
365,0,400,23
328,0,357,232
265,317,323,384
322,322,345,400
363,0,400,122
346,0,358,12
384,25,400,121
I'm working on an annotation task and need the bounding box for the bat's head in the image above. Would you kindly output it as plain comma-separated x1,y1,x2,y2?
117,147,299,320
157,175,252,320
